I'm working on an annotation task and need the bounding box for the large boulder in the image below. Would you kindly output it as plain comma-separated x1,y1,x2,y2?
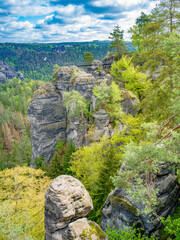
101,164,179,238
28,83,66,165
45,175,108,240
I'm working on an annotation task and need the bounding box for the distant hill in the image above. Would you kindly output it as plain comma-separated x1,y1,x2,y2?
0,41,133,81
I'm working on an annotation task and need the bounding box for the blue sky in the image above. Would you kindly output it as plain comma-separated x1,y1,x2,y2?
0,0,159,43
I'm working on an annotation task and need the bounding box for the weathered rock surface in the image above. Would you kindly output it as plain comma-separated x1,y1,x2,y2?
102,54,115,71
45,175,108,240
0,61,24,83
101,164,179,238
28,83,66,165
88,60,107,79
54,66,95,99
121,89,139,116
28,65,138,162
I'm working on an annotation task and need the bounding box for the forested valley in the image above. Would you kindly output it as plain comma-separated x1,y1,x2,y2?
0,0,179,239
0,41,132,81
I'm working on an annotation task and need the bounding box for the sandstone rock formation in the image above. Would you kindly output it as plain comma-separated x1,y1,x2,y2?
88,60,107,79
101,163,179,238
28,63,138,163
0,61,24,83
28,83,66,165
45,175,108,240
53,66,95,99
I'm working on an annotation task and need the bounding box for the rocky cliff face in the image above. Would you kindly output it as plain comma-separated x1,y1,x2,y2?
28,61,138,164
28,84,66,164
101,163,179,238
45,175,108,240
0,61,24,83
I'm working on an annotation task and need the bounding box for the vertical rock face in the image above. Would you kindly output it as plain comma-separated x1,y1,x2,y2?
101,164,179,238
28,83,66,165
45,175,108,240
0,61,24,83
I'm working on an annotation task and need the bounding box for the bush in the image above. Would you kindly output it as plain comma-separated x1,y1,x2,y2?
106,225,156,240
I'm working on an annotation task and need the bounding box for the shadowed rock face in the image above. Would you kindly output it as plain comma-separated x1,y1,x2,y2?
101,164,179,238
0,61,24,83
45,175,108,240
28,84,66,166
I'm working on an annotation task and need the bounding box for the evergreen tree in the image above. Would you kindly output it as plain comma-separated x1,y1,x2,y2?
109,25,127,60
84,52,94,64
89,143,121,223
155,0,180,33
47,140,66,178
46,139,76,178
64,139,76,175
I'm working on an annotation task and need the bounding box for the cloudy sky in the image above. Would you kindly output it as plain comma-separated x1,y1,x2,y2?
0,0,159,43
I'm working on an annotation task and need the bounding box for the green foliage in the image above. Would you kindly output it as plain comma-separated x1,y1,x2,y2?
109,25,128,60
84,52,94,64
0,106,32,170
1,41,132,80
89,142,121,223
45,139,76,178
0,202,34,240
63,90,89,119
93,81,124,120
0,78,41,114
0,166,51,239
34,155,46,170
71,120,142,222
112,122,179,215
160,207,180,239
110,56,149,99
93,80,112,107
0,78,41,170
129,0,180,122
106,225,156,240
140,31,180,122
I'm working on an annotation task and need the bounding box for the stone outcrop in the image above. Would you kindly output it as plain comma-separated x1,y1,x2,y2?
28,64,138,163
0,61,24,83
53,66,95,99
45,175,108,240
101,163,179,238
28,83,66,165
102,54,115,71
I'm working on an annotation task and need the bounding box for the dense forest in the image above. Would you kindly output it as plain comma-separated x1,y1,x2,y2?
0,0,179,239
0,41,133,81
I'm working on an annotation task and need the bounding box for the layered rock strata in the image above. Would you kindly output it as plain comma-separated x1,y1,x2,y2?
45,175,108,240
28,83,66,165
101,163,179,238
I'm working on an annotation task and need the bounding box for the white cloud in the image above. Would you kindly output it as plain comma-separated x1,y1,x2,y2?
0,0,160,42
92,0,149,8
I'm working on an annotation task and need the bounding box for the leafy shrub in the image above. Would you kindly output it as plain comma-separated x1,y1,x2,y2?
106,225,156,240
0,166,51,239
110,56,149,99
160,207,180,240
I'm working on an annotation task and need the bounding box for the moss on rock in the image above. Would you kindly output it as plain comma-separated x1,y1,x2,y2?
109,194,139,217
